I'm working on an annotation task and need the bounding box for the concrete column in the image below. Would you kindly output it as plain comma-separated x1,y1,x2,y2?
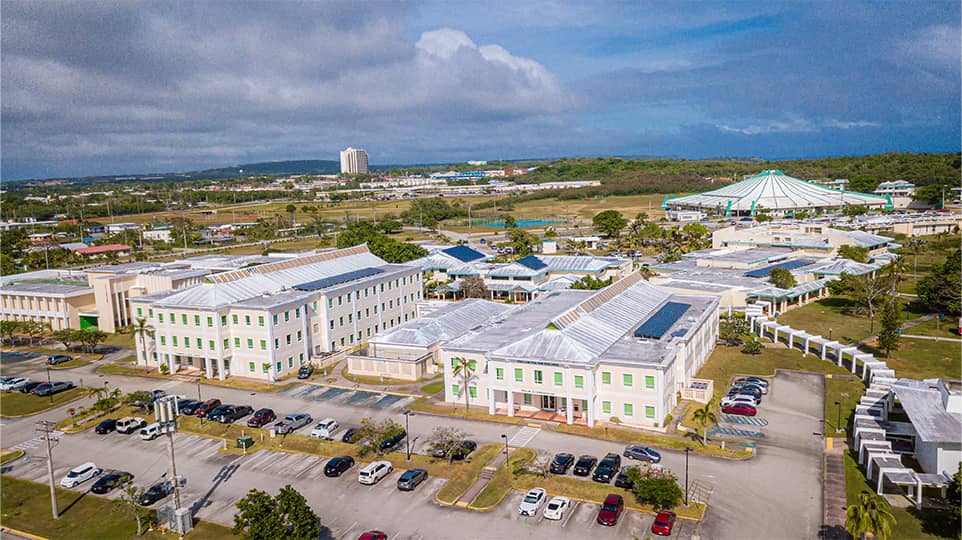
507,391,514,417
787,332,794,349
218,357,226,380
851,354,857,374
488,388,496,415
803,336,810,356
916,477,923,510
167,355,175,374
205,358,213,378
566,400,573,424
586,398,594,426
821,343,828,361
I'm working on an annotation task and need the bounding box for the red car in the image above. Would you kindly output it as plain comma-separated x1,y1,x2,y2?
721,402,757,416
194,399,221,417
357,532,387,540
596,494,623,526
651,510,676,535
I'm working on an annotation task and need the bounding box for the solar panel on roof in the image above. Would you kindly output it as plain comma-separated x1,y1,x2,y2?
516,255,548,270
634,302,691,339
442,245,485,263
292,268,384,291
744,259,814,278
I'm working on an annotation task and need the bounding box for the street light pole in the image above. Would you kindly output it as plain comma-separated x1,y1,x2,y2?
197,381,202,402
46,367,52,404
828,327,833,341
402,410,414,461
684,447,691,507
834,401,841,433
501,433,509,455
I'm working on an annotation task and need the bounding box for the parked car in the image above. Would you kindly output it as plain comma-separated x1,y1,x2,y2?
0,377,28,391
518,487,547,516
215,405,253,423
542,496,571,520
309,418,340,439
592,453,622,483
342,427,360,443
624,445,662,463
549,453,575,474
596,494,624,526
46,354,73,366
358,461,393,485
397,468,428,491
176,399,200,413
140,422,163,440
729,384,764,397
193,399,222,417
247,408,276,428
205,404,232,420
721,403,757,416
19,381,42,394
378,430,406,451
60,462,101,488
95,419,117,434
324,456,355,477
734,376,769,388
34,381,74,396
275,413,312,434
297,365,314,379
721,394,759,407
430,440,477,460
615,466,638,489
573,455,598,476
357,532,387,540
138,480,173,506
651,510,677,536
91,471,134,494
733,382,766,395
151,389,166,400
178,400,203,415
116,417,147,434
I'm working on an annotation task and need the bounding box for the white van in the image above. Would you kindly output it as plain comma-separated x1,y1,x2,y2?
60,462,102,488
116,417,146,434
140,422,162,440
309,418,339,440
358,460,393,485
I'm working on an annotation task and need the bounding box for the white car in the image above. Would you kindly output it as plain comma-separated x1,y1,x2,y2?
60,462,101,488
139,422,162,440
309,418,339,439
0,377,27,391
518,487,547,516
542,496,571,520
8,378,32,391
722,394,760,407
358,460,393,485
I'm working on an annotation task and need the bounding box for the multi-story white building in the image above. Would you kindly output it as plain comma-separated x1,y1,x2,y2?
130,245,422,382
340,147,369,174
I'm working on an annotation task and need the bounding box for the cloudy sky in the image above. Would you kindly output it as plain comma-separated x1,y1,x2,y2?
2,1,959,180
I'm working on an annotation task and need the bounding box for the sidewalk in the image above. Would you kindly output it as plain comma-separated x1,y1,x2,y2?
456,448,512,507
822,437,848,540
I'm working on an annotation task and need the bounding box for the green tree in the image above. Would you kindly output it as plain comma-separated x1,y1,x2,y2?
719,316,751,346
627,468,684,509
845,490,895,540
356,417,406,457
741,339,762,355
285,204,297,227
426,426,469,465
503,215,517,228
77,328,107,353
115,482,147,536
51,328,78,351
451,357,477,411
876,300,901,357
949,463,961,533
506,228,539,257
233,488,284,540
275,485,321,540
842,205,869,217
336,221,427,263
848,175,879,193
132,318,154,372
837,244,870,263
460,275,488,299
917,249,961,316
570,275,613,290
903,237,927,274
768,267,797,289
592,210,628,238
692,399,717,445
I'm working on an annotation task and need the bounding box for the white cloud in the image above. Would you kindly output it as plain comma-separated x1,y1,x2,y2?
899,24,960,69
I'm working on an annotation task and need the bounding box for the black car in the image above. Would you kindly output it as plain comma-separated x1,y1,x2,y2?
379,430,406,451
573,455,598,476
430,440,478,460
95,419,117,434
342,428,359,443
20,381,42,394
324,456,355,477
549,453,575,474
397,468,428,491
592,453,621,483
247,408,276,428
206,404,232,421
176,399,200,413
297,365,314,379
91,471,134,494
138,480,173,506
215,405,253,423
615,466,638,489
46,354,73,365
178,400,203,415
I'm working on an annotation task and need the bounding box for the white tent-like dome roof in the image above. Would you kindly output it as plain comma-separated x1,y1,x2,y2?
667,170,890,214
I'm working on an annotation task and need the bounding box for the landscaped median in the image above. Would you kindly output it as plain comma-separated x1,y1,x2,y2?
467,448,537,510
55,404,141,433
0,387,86,418
47,358,92,370
554,422,752,460
406,397,526,426
1,449,25,466
96,360,296,394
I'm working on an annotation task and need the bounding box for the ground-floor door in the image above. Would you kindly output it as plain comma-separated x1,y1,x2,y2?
540,394,556,411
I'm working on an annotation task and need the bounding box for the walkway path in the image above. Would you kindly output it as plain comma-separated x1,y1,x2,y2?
900,334,962,342
456,448,512,507
822,438,848,540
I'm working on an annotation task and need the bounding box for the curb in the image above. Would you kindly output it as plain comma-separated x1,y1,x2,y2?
554,424,754,461
402,405,526,428
1,526,48,540
494,487,707,521
302,380,422,399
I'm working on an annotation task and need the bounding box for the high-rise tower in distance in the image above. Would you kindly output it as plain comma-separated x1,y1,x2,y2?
340,147,369,174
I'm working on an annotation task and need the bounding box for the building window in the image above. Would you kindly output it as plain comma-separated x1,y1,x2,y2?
182,314,188,325
349,335,354,344
221,315,227,325
645,375,655,389
148,308,153,318
624,403,634,417
366,328,371,337
160,336,166,345
274,338,279,349
469,386,477,399
137,307,143,317
172,336,178,346
263,363,270,373
234,338,240,347
245,315,251,325
258,316,265,326
248,362,255,372
312,301,317,311
207,317,213,327
232,315,238,324
514,368,523,382
259,340,267,350
340,337,345,346
496,368,504,380
348,314,353,323
285,311,290,322
195,338,202,348
602,372,611,385
247,338,253,349
645,406,655,419
574,375,584,389
159,313,164,323
523,393,532,405
329,320,335,330
357,310,361,320
194,315,200,326
553,372,563,387
297,330,302,341
602,401,612,414
288,357,294,368
623,374,633,387
286,334,292,345
223,339,229,349
328,299,333,309
365,308,370,317
295,308,300,318
339,316,344,326
534,370,543,384
276,361,282,372
272,314,278,325
208,340,215,350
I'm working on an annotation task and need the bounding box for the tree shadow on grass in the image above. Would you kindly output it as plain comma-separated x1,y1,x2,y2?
905,506,958,538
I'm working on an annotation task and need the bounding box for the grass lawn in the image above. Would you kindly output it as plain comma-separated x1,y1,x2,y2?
435,444,503,504
903,316,960,339
0,475,236,540
420,380,444,395
843,450,956,539
406,397,525,426
0,387,86,417
49,358,92,370
103,331,136,349
469,448,537,509
96,361,296,394
1,449,25,465
56,405,141,433
871,338,961,381
340,365,422,387
777,297,875,345
824,376,865,434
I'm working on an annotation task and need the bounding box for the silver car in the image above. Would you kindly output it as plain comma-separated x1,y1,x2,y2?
274,413,312,434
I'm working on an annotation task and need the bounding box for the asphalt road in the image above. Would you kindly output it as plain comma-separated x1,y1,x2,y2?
1,356,825,539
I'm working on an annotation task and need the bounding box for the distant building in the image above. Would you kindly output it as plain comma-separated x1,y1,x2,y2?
143,228,173,244
75,244,132,259
340,147,369,174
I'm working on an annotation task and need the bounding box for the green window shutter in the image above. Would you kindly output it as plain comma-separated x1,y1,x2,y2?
276,361,282,372
574,375,584,389
554,372,563,386
258,316,264,326
159,313,164,323
602,372,611,385
148,308,153,318
514,368,523,382
194,315,200,326
223,339,229,348
645,375,655,389
534,370,543,384
602,401,611,414
468,359,477,370
183,337,189,348
285,311,290,322
234,338,240,347
452,384,460,395
232,315,238,324
624,403,634,416
208,340,215,350
468,386,477,398
623,374,633,387
245,316,251,325
451,358,457,369
221,315,227,325
262,363,270,373
137,307,142,317
160,336,166,345
496,368,504,380
172,336,178,346
247,338,253,349
260,340,267,350
523,393,532,405
288,357,294,368
273,314,279,325
207,317,213,327
196,338,202,348
248,362,255,372
182,314,187,324
645,406,655,419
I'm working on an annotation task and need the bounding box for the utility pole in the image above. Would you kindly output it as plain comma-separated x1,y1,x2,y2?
36,420,59,519
155,395,190,533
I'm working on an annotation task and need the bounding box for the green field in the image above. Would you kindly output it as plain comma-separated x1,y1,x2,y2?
0,387,86,417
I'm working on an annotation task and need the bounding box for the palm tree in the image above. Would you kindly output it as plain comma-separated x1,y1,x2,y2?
451,357,477,411
904,237,927,274
131,318,154,372
692,399,718,445
845,490,896,540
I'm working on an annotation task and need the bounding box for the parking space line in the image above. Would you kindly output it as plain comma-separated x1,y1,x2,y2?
561,501,578,527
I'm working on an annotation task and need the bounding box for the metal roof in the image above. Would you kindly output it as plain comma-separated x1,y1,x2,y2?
293,268,384,291
892,379,962,443
744,258,815,278
373,298,514,347
807,259,881,276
